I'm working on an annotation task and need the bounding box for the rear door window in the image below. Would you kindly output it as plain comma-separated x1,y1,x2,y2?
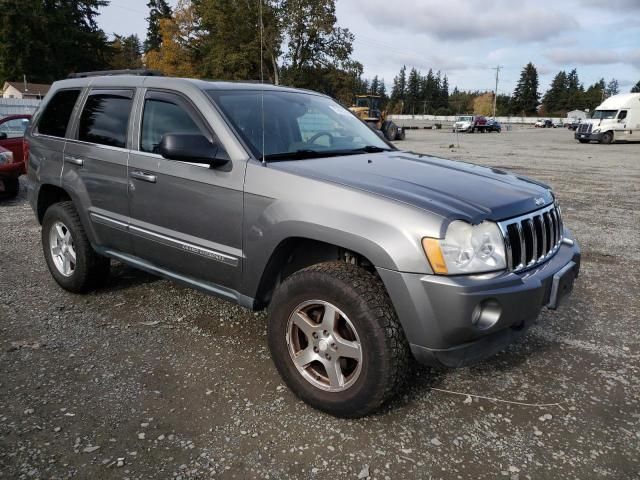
37,89,81,138
78,90,134,148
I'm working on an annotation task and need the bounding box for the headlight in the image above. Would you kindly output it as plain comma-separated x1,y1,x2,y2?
0,151,13,165
592,128,600,134
423,221,507,275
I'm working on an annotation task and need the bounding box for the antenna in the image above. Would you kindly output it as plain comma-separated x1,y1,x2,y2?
259,0,266,165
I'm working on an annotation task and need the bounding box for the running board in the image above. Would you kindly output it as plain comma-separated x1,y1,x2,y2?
96,247,256,309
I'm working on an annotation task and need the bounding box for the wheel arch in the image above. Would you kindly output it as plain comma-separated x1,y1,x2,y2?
252,236,381,309
36,183,72,224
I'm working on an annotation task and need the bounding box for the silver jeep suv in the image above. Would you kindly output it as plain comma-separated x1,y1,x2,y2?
26,72,580,417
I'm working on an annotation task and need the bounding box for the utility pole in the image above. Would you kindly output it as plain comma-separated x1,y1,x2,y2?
492,65,502,118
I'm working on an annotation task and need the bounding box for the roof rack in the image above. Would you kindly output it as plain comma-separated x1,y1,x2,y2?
67,69,164,79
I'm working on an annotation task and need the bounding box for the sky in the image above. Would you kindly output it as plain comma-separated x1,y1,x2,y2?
98,0,640,95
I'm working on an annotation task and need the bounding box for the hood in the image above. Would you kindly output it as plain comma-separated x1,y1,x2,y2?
269,151,554,224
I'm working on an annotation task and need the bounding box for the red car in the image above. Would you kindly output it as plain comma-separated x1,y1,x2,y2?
0,114,31,198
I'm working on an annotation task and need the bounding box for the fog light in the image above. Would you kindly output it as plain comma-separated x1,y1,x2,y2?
471,299,501,330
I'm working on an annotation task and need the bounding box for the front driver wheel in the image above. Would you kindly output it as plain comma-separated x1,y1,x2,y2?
601,131,613,144
267,262,410,417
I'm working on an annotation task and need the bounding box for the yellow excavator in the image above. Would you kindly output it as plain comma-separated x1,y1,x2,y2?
349,95,405,141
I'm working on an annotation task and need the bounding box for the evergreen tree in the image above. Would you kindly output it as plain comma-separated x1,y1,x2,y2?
632,80,640,93
564,69,584,110
370,76,379,95
439,74,449,110
606,78,620,97
582,79,606,111
378,79,387,100
390,66,407,112
196,0,281,83
406,68,420,115
144,0,173,53
542,70,567,115
0,0,111,83
512,62,540,115
110,34,143,70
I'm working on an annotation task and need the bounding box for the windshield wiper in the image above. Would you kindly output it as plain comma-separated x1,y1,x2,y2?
263,146,391,162
263,149,336,161
347,145,391,153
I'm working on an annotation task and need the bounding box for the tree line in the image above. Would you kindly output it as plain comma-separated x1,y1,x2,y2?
1,0,639,115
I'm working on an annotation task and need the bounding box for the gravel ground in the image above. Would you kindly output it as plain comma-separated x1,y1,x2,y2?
1,128,639,479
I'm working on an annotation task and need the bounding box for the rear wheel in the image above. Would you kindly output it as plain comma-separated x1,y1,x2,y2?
42,201,110,293
267,262,410,417
601,131,613,144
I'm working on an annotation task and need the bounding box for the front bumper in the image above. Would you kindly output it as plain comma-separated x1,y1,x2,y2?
575,131,602,142
377,228,580,368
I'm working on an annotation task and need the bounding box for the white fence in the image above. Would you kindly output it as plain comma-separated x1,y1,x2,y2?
0,98,41,117
389,114,565,125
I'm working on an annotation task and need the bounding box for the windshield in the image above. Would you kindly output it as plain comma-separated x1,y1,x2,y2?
591,110,617,120
207,89,390,160
456,116,473,122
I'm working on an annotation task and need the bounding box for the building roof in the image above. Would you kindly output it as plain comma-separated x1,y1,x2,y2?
3,81,51,96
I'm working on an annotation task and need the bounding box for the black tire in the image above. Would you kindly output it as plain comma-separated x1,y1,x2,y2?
578,139,589,144
469,127,475,133
267,261,410,417
383,123,398,141
42,201,110,293
2,177,19,198
601,131,613,144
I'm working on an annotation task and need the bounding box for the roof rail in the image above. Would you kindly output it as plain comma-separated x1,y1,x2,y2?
67,69,164,79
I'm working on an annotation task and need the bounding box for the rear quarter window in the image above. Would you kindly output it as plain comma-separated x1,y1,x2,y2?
36,89,81,138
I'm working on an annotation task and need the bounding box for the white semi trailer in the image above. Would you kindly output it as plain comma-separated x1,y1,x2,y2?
575,93,640,144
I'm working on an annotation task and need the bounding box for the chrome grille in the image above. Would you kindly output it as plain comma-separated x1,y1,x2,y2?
577,123,592,134
498,204,563,272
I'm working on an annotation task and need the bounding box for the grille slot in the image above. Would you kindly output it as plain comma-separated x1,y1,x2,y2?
498,204,563,272
577,123,592,134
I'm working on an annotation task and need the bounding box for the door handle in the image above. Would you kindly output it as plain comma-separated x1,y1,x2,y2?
64,155,84,166
130,170,157,183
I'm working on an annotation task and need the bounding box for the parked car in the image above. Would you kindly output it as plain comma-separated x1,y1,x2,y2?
485,119,502,132
0,114,31,198
535,119,553,128
453,115,489,132
553,120,564,128
27,72,581,417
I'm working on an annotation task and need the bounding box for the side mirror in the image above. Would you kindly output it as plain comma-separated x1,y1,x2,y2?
159,133,229,167
0,132,7,140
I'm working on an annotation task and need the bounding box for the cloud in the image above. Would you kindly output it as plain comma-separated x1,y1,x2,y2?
582,0,640,10
354,0,580,42
546,48,640,68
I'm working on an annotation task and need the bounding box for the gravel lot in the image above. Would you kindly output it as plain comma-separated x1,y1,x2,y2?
1,128,639,479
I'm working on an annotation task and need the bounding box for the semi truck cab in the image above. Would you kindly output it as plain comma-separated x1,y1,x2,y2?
576,93,640,144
